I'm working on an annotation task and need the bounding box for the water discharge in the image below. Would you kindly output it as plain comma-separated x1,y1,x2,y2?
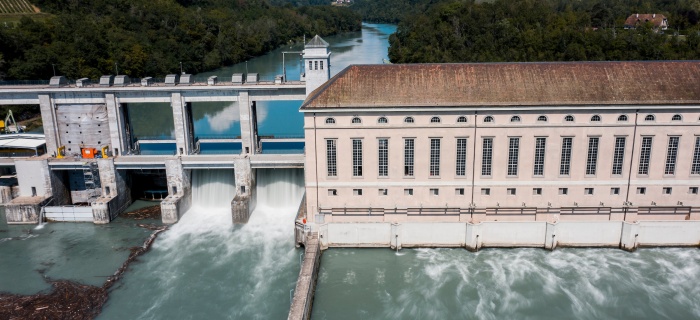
312,248,700,320
99,168,305,319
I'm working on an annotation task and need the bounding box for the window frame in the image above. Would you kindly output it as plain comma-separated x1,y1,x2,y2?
481,137,493,176
664,136,680,175
590,115,601,122
404,138,415,177
457,116,468,123
378,138,389,177
326,139,337,177
564,115,575,122
430,138,441,177
377,117,388,124
617,115,628,122
510,115,521,123
533,137,546,176
483,116,494,123
585,137,600,176
352,139,363,177
455,138,467,177
351,117,362,124
644,114,655,122
430,116,441,123
611,136,626,176
537,115,548,122
324,117,336,124
507,137,520,176
672,114,682,121
404,117,415,124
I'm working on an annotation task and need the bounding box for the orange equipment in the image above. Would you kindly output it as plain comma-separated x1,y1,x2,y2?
81,148,98,159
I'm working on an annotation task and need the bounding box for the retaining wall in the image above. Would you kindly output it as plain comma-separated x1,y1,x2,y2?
319,221,700,250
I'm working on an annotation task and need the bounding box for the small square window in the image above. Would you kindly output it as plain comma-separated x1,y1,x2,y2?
353,189,362,196
481,188,490,195
507,188,516,195
430,188,439,196
611,187,620,195
379,188,388,196
533,188,542,195
455,188,465,196
559,188,568,195
328,189,337,196
637,187,646,195
663,187,672,195
690,187,698,194
404,188,413,196
584,188,594,195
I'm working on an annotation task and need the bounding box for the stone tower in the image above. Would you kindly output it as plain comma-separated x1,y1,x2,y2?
303,35,331,96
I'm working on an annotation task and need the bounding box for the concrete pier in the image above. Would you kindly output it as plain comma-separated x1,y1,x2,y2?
232,158,254,224
161,159,192,224
288,237,321,320
91,158,131,224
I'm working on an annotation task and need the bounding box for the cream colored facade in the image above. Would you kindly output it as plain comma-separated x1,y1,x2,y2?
303,107,700,223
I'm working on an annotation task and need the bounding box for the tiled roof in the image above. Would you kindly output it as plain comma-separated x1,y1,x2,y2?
301,61,700,109
624,14,667,28
306,35,329,48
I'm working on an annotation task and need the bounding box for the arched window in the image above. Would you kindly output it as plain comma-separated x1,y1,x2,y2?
430,117,441,123
510,116,521,122
645,114,655,121
565,115,574,122
617,115,628,122
537,115,547,122
591,115,601,122
325,117,335,124
672,114,682,121
377,117,388,124
404,117,414,123
457,116,467,123
352,117,362,124
484,116,494,123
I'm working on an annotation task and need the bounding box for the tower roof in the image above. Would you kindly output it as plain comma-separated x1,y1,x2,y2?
301,61,700,109
306,35,329,48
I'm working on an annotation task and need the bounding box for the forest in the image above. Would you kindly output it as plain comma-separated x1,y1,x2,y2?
386,0,700,63
0,0,361,80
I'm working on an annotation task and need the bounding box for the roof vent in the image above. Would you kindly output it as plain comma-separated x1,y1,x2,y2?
246,73,259,84
114,75,130,87
76,78,90,88
165,74,179,86
99,75,114,87
232,73,245,84
141,77,153,87
49,76,68,87
179,74,192,85
207,76,218,86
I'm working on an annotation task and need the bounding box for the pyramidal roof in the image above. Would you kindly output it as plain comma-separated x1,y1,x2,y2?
306,35,329,48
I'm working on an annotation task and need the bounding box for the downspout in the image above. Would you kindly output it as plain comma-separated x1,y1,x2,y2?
313,112,319,221
470,111,478,220
624,110,639,221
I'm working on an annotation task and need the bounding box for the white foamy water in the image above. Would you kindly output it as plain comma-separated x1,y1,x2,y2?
313,248,700,320
100,168,305,319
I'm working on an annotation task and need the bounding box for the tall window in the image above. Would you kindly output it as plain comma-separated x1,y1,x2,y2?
314,61,318,70
533,137,546,176
586,137,599,175
320,61,324,70
378,139,388,177
456,138,467,176
638,137,653,175
693,137,700,175
404,139,414,176
612,137,626,175
664,136,680,175
430,138,441,176
352,139,362,177
326,139,337,177
482,138,493,176
560,137,573,175
507,137,520,176
308,61,312,70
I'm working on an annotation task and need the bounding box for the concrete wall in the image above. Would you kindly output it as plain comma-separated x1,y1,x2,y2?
92,159,132,224
232,158,254,223
320,221,700,250
161,159,191,224
14,159,51,198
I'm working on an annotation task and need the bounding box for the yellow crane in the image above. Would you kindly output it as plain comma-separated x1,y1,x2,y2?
0,110,24,134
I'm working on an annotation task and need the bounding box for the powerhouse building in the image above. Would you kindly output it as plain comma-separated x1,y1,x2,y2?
301,61,700,223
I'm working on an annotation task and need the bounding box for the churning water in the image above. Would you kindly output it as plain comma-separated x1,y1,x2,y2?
312,248,700,320
99,169,305,319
